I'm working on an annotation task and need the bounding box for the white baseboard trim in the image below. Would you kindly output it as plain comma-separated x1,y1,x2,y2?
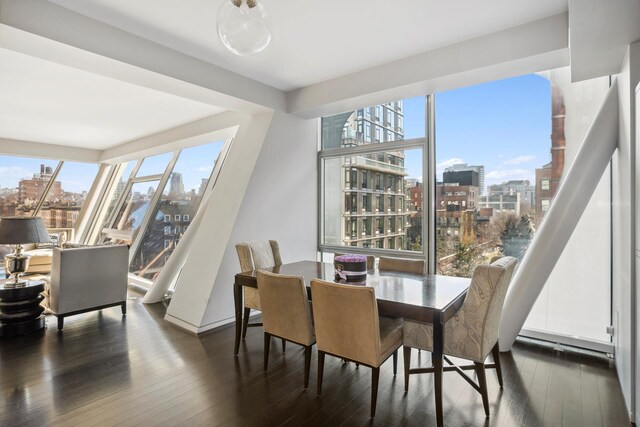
519,328,613,353
164,313,236,335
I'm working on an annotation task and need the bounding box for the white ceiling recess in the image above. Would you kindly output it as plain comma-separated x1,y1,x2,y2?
49,0,568,92
0,48,224,149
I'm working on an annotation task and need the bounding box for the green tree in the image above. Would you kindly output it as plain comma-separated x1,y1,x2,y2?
499,214,534,261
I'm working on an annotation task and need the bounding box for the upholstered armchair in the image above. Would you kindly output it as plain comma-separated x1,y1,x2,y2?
235,240,284,344
49,245,129,330
311,279,403,418
402,256,517,417
257,271,315,387
378,256,425,275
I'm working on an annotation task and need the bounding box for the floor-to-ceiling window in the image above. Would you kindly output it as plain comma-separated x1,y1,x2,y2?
320,98,426,258
319,68,612,351
129,142,224,282
99,140,228,287
434,69,611,349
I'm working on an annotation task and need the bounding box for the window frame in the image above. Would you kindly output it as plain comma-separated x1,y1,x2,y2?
318,97,431,261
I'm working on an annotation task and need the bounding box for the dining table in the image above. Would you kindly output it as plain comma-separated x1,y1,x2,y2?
234,260,471,426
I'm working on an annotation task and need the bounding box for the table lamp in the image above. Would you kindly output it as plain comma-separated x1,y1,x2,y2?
0,217,50,287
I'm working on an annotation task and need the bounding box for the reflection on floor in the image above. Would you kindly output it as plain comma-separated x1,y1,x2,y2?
0,291,630,426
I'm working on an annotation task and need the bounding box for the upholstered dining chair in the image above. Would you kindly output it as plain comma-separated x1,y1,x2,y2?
235,240,285,350
310,279,403,418
257,271,315,387
378,256,425,275
334,253,375,270
402,256,517,418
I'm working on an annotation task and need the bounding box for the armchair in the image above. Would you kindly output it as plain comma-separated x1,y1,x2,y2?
49,245,129,330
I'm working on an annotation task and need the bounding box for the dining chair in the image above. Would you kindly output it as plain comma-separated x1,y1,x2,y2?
378,256,425,275
236,240,286,351
257,270,315,387
402,256,517,418
310,279,402,417
334,253,375,270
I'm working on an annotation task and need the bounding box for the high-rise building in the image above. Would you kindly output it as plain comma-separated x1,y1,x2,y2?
326,101,411,250
169,172,185,196
444,163,486,194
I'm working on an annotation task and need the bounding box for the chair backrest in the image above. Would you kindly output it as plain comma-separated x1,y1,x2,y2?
334,253,375,270
49,245,129,314
257,271,314,346
235,240,282,272
378,256,425,275
459,256,517,359
311,279,381,366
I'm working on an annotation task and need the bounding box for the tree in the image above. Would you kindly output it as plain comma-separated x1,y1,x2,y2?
499,214,534,261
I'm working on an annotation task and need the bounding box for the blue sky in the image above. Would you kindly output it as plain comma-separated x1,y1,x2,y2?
402,74,551,189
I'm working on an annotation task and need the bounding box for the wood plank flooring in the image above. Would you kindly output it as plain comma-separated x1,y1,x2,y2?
0,292,630,426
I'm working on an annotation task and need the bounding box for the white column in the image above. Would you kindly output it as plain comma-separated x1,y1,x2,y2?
499,80,619,351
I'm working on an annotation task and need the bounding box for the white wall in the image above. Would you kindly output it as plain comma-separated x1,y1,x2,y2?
613,41,640,423
524,68,611,345
168,111,318,331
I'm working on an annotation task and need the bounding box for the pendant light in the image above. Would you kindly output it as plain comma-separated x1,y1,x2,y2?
217,0,271,56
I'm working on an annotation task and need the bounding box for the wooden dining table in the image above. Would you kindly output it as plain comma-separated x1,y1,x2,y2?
234,260,471,426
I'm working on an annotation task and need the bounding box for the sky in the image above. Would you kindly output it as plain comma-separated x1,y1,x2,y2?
401,74,551,189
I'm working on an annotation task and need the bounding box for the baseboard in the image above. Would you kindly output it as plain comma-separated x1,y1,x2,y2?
519,328,613,353
164,313,237,335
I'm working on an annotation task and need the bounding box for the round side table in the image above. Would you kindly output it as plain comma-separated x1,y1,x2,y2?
0,280,46,338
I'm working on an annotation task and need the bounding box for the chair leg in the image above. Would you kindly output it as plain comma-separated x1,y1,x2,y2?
121,301,126,315
303,345,312,388
282,339,286,353
370,366,380,418
317,351,325,395
403,346,411,392
392,349,398,375
242,307,251,339
475,362,490,417
263,332,271,371
492,342,503,387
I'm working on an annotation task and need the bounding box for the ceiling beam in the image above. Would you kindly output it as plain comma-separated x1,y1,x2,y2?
0,0,284,114
0,138,101,163
99,111,244,164
569,0,640,82
287,13,569,119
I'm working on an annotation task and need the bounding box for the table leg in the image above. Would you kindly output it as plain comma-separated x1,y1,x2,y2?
233,281,243,356
433,312,444,427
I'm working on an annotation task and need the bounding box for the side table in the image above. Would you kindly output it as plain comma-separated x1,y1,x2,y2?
0,280,46,338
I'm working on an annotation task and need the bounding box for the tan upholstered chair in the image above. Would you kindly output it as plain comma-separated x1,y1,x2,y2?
403,256,517,417
334,253,375,270
235,240,283,341
378,256,425,275
310,279,403,417
257,271,315,387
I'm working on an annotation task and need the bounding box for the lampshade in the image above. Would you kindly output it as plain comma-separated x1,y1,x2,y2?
217,0,271,56
0,217,50,245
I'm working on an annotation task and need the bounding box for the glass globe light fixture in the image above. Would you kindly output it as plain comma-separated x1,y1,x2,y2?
217,0,271,56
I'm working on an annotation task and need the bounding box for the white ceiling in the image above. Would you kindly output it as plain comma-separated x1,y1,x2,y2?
49,0,568,92
0,48,224,149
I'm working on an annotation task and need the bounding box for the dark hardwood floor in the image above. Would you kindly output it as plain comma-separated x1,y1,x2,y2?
0,291,630,426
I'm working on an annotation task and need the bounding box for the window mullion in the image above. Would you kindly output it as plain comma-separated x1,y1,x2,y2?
126,151,181,265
